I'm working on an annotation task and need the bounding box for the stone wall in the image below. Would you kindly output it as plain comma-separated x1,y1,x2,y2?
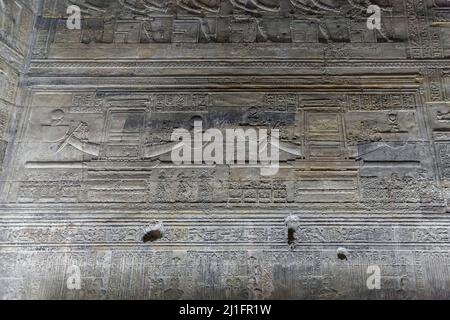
0,0,450,299
0,0,36,171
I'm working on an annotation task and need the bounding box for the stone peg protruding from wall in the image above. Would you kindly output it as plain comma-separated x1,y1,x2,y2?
142,222,165,243
337,247,349,260
284,214,300,246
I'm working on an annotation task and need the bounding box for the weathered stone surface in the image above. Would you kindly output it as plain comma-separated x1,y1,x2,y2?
1,0,450,299
0,0,36,173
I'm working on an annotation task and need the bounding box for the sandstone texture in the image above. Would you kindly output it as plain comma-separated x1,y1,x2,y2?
1,0,450,299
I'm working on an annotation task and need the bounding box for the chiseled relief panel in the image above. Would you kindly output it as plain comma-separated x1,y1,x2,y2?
1,0,450,300
30,0,450,60
9,91,444,208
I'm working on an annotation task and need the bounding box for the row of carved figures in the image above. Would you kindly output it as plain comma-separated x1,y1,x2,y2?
67,0,398,42
68,0,392,16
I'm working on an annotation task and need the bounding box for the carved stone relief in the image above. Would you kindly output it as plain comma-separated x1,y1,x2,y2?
1,0,450,299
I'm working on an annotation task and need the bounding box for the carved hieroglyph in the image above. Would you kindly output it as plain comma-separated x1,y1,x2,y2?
1,0,450,299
